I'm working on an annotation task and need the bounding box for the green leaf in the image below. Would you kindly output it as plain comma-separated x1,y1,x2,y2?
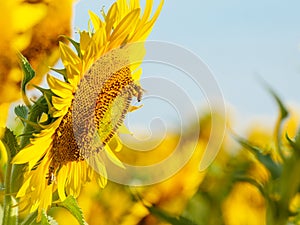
31,85,54,114
147,205,198,225
15,105,29,120
286,128,300,156
18,53,36,108
235,135,282,179
19,96,47,148
265,84,289,161
1,128,20,158
295,128,300,148
15,105,29,126
1,128,26,196
17,119,42,133
286,133,300,153
32,85,53,100
266,87,289,120
41,211,58,225
56,196,86,225
50,68,67,81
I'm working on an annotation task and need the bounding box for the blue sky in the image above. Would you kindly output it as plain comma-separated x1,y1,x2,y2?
73,0,300,132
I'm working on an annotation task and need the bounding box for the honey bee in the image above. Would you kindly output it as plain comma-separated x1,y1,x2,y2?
46,166,56,185
133,84,144,102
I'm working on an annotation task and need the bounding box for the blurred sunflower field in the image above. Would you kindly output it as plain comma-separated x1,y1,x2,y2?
1,0,300,225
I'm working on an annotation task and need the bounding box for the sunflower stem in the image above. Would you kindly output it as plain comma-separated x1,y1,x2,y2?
2,155,17,225
20,211,38,225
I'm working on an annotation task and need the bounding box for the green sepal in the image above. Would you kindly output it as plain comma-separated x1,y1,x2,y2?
16,117,42,133
266,86,289,120
19,96,48,148
286,129,300,155
294,128,300,149
31,85,55,116
40,211,58,225
266,84,289,161
14,105,29,126
32,85,53,99
1,128,20,158
235,135,282,179
18,53,36,108
55,196,86,225
50,68,68,82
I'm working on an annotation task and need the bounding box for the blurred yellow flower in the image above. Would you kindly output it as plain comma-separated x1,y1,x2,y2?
121,138,206,225
12,0,163,220
222,182,266,225
0,0,75,126
290,193,300,223
0,103,9,138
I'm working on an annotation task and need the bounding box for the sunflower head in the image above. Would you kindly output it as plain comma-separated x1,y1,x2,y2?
12,0,163,220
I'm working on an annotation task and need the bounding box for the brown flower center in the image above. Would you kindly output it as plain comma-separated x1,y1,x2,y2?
47,66,142,185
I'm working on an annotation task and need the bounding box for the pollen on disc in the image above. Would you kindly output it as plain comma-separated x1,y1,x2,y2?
72,47,142,159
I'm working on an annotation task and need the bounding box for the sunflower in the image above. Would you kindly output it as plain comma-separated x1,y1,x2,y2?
222,182,266,225
12,0,163,220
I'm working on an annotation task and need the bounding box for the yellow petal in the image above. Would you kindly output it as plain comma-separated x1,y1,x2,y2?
66,63,81,81
130,0,140,10
105,3,118,37
30,199,40,214
52,95,72,111
105,145,125,169
118,124,132,135
131,67,142,81
92,29,107,54
12,143,47,165
57,166,67,201
59,42,81,67
80,31,92,56
47,74,73,98
0,140,8,166
88,10,103,31
89,155,107,188
16,176,32,198
110,135,124,152
132,0,164,41
140,0,153,25
110,8,140,43
52,110,68,118
129,104,143,112
96,171,107,189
